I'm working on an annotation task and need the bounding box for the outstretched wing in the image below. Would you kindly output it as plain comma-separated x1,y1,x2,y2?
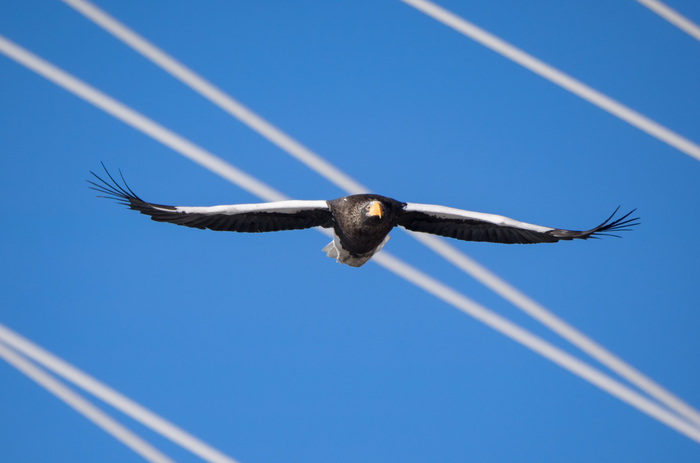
397,203,638,244
89,168,334,232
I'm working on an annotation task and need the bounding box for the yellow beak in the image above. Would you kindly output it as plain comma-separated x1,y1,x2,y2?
368,201,382,218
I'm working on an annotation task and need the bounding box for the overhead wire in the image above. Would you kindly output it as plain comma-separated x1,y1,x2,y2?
399,0,700,162
58,0,700,429
411,232,700,429
0,340,178,463
60,0,371,196
1,34,699,443
0,324,241,463
636,0,700,42
61,0,368,196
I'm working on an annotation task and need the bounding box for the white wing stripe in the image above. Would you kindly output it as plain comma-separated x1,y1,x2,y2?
160,200,329,216
404,203,554,233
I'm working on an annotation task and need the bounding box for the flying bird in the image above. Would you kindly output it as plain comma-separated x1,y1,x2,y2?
89,169,639,267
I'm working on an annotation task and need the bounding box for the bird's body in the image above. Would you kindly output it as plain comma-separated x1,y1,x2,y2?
323,195,406,266
90,169,638,267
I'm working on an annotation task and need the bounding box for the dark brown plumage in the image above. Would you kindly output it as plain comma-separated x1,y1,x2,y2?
327,195,406,256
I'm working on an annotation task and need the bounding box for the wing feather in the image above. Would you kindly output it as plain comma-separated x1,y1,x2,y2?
89,168,333,232
398,203,638,244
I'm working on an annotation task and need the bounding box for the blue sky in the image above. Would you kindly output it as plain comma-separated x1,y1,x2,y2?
1,1,699,462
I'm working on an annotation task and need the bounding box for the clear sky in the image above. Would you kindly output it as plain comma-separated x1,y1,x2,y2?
1,1,699,462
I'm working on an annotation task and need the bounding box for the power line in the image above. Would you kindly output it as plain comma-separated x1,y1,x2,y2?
637,0,700,42
1,35,698,442
0,35,285,203
372,252,700,443
0,324,241,463
410,232,700,429
400,0,700,162
58,0,700,429
60,0,369,196
0,340,178,463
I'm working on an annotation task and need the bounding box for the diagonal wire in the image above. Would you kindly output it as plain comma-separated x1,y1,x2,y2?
399,0,700,162
410,232,700,429
0,35,285,202
4,268,700,446
1,34,699,443
58,0,700,429
0,340,178,463
0,324,241,463
636,0,700,42
60,0,369,196
372,252,700,443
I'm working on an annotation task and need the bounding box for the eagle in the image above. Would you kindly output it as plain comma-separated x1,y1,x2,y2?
90,169,638,267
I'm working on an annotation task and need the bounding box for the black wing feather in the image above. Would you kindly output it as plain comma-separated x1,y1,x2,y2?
397,212,557,243
89,166,334,233
398,207,639,244
546,207,640,240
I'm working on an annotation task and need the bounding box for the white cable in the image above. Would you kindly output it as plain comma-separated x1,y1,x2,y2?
399,0,700,162
2,274,700,447
637,0,700,42
1,36,698,442
371,252,700,444
60,0,370,196
0,35,286,204
0,340,177,463
57,0,700,429
0,325,241,463
410,232,700,429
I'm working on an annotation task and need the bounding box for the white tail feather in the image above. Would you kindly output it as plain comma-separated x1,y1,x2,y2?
322,234,390,267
